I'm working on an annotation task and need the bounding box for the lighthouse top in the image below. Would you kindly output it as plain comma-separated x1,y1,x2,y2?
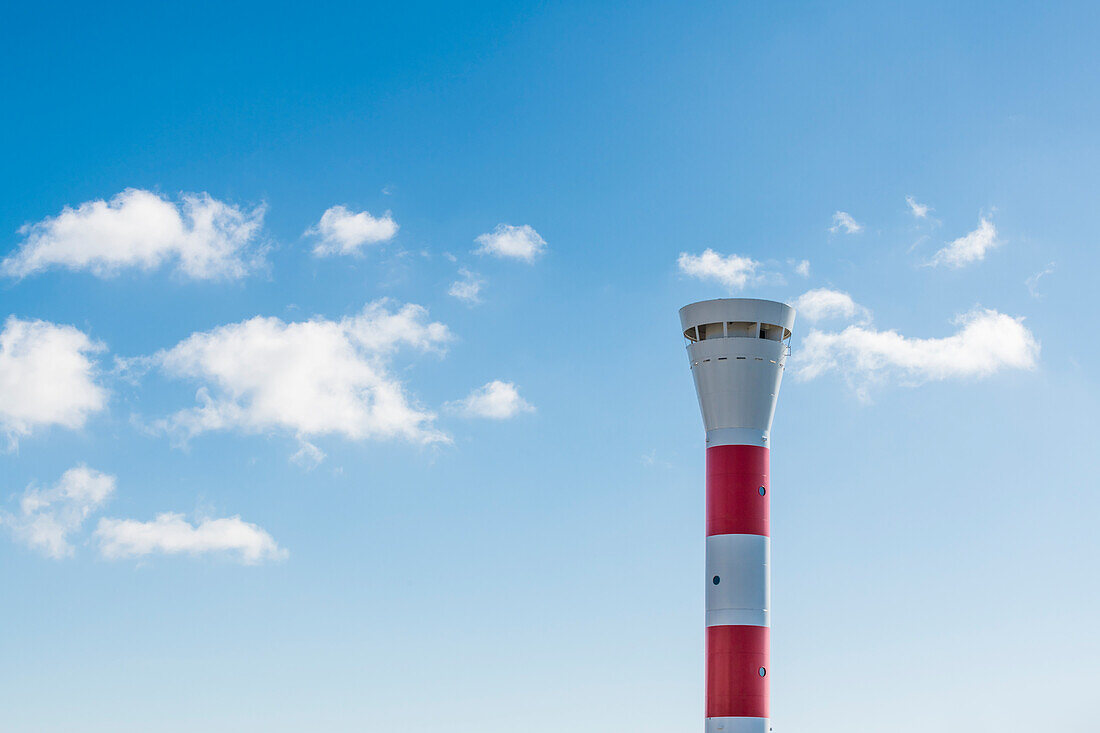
679,298,796,448
679,298,795,343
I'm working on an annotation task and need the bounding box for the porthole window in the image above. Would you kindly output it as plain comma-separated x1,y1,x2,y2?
759,486,766,496
712,575,721,585
758,667,767,677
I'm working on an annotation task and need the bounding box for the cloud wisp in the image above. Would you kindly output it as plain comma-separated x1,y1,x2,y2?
448,268,486,304
0,316,107,446
3,189,266,279
678,249,761,291
1,466,115,558
906,196,931,219
930,217,999,268
448,380,534,420
795,308,1039,398
148,300,452,454
474,224,546,262
829,211,863,234
306,205,398,257
1026,263,1056,299
96,513,286,564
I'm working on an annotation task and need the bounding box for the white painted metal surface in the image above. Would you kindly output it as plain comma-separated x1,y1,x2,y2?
705,716,771,733
679,299,795,445
704,428,771,448
680,299,794,339
705,534,770,628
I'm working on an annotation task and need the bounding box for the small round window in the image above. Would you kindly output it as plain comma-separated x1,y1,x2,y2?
759,486,766,496
712,575,721,585
758,667,767,677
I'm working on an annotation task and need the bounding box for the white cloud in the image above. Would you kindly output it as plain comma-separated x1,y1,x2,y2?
1,466,115,558
448,268,485,304
3,189,266,279
474,224,546,262
306,205,398,257
448,380,534,419
829,211,863,234
678,249,760,291
795,308,1039,396
0,317,108,444
3,466,283,564
794,288,871,325
930,217,999,268
1026,263,1055,299
151,300,451,451
96,513,286,564
906,196,931,219
794,259,811,277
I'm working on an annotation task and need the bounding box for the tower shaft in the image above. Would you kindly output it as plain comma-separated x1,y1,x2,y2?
705,444,770,732
680,299,794,733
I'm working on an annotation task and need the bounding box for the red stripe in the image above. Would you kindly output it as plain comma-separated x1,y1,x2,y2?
706,445,769,537
706,625,769,719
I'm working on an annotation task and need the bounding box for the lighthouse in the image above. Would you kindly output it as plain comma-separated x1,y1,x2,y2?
679,298,795,733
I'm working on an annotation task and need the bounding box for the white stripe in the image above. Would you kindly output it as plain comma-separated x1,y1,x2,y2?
706,534,769,628
705,717,770,733
706,427,770,448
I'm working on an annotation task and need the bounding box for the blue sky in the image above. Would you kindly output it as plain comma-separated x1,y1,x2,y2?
2,2,1099,731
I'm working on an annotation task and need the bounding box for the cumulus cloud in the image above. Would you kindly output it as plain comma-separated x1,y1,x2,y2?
794,288,871,325
930,217,999,268
795,308,1039,397
829,211,863,234
0,316,107,444
1,466,115,558
150,300,451,451
2,466,284,563
906,196,931,219
678,249,761,291
794,259,811,277
474,224,546,262
96,513,286,564
306,205,398,257
3,189,266,279
448,268,485,304
448,380,534,419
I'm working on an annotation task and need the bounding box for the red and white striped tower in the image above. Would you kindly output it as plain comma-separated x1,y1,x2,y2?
680,298,795,733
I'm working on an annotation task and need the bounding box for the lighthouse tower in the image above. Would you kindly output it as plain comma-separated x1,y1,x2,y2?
679,298,795,733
